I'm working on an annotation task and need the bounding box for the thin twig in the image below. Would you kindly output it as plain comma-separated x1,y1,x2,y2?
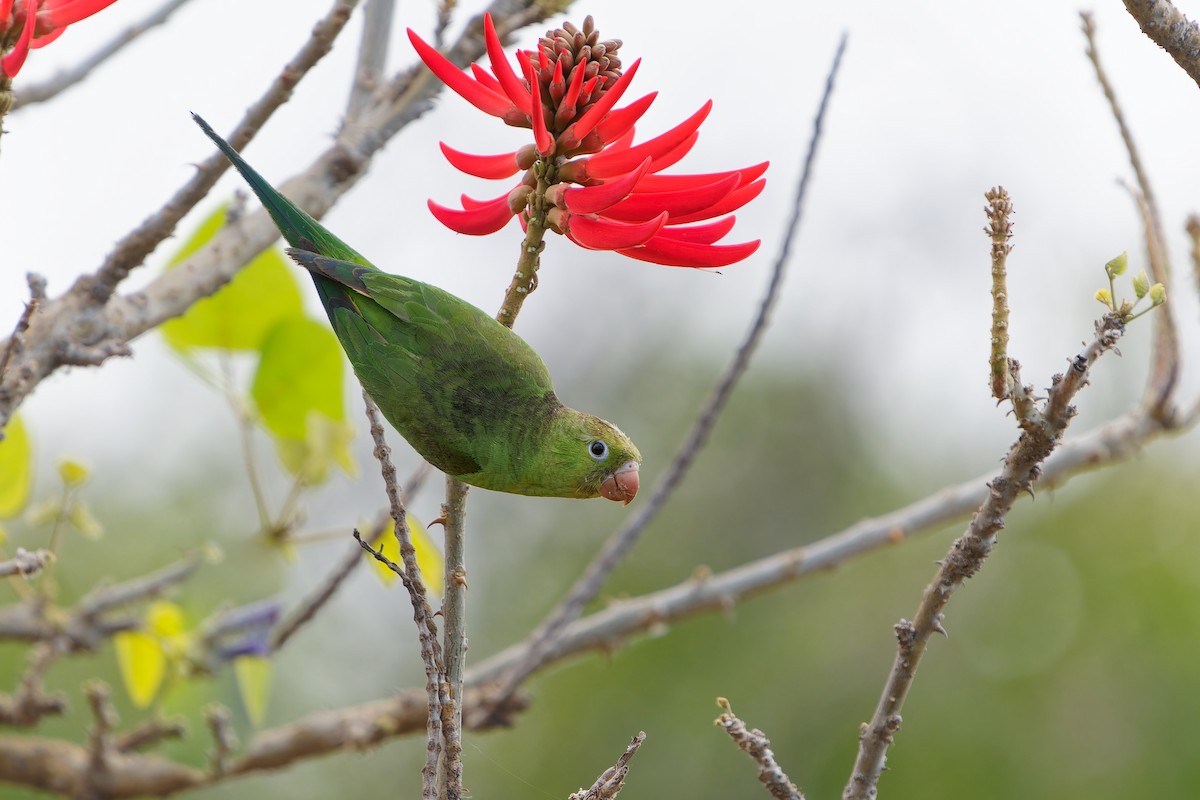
345,0,396,121
85,681,118,776
843,313,1127,800
715,699,804,800
1121,0,1200,91
484,32,849,721
985,187,1014,402
0,642,66,726
115,716,187,753
1083,12,1179,412
205,705,239,777
12,0,197,109
0,273,46,390
438,475,469,800
567,732,646,800
81,0,361,305
362,393,447,800
0,549,51,579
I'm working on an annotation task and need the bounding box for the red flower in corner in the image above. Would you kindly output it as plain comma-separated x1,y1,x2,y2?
408,15,767,268
1,0,120,78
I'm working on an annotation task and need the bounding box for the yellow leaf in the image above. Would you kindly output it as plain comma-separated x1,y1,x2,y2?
148,601,186,637
115,630,166,708
234,655,272,726
368,516,443,596
412,518,444,597
0,415,32,518
57,458,89,488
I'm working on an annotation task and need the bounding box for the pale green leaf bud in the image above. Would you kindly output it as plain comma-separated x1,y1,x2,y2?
1132,269,1150,299
1105,251,1128,278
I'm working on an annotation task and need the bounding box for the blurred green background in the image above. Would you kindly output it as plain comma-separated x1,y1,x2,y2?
4,343,1198,799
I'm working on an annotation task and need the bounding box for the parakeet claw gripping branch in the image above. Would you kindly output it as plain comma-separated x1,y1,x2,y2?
192,113,641,503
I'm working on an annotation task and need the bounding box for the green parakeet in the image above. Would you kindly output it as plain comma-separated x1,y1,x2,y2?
193,114,641,503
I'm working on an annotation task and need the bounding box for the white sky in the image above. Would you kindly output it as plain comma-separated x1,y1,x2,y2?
2,0,1198,492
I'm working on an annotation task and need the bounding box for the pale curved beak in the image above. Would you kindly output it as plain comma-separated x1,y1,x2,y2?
599,460,640,505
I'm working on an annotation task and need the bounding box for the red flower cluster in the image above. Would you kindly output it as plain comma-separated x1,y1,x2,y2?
1,0,119,78
408,15,766,268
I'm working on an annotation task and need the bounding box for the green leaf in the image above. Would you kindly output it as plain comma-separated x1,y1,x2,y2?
115,630,166,708
251,316,352,483
160,205,304,352
234,655,272,726
0,415,32,518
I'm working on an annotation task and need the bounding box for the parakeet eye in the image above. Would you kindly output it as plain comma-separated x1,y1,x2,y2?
588,440,609,461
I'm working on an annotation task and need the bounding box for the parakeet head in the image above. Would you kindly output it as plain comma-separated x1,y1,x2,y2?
551,410,642,504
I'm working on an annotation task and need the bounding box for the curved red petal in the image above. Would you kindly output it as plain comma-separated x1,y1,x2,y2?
563,157,653,214
569,58,642,143
29,25,67,48
636,162,769,192
408,28,514,118
428,196,515,235
523,60,552,154
593,92,657,144
618,237,760,268
655,216,738,245
667,178,766,225
470,63,502,93
484,13,532,109
1,0,35,76
438,142,520,180
554,59,589,128
601,174,739,223
40,0,118,27
565,210,668,250
644,131,698,174
585,100,713,179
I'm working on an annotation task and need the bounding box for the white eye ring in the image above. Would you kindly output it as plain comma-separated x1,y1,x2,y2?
587,440,609,461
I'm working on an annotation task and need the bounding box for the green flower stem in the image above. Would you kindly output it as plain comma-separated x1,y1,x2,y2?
496,161,554,331
0,75,12,152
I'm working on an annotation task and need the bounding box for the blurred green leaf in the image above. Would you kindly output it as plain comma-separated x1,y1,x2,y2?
0,415,31,518
160,205,303,352
252,316,352,483
234,655,272,726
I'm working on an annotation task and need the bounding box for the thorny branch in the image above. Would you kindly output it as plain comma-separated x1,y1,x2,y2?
715,699,804,800
359,393,448,800
1121,0,1200,92
567,732,646,800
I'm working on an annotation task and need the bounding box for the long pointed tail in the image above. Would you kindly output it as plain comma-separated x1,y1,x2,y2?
191,113,366,265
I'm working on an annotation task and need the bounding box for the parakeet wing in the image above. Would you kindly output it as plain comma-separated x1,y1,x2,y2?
288,250,558,476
